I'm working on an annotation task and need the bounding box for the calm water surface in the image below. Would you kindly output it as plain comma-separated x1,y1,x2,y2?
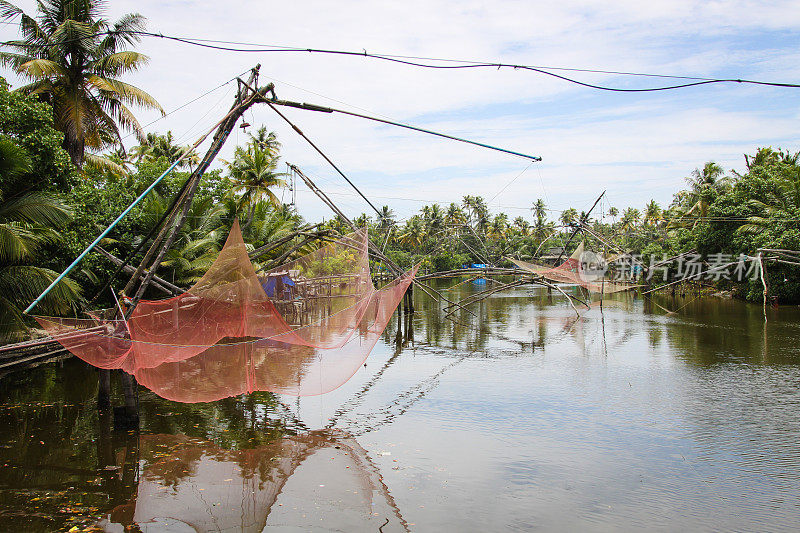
1,281,800,531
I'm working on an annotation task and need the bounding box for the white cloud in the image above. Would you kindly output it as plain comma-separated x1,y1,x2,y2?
2,0,799,221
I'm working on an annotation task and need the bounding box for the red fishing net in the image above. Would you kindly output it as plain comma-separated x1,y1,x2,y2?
100,431,408,532
35,221,417,401
509,243,636,294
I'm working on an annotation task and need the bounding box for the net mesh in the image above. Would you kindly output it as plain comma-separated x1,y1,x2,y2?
100,431,406,532
509,243,636,294
35,221,416,401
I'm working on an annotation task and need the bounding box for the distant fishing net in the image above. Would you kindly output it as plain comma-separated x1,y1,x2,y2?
509,242,636,294
35,221,417,402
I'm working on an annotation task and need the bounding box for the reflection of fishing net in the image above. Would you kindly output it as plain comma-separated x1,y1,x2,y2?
35,221,417,401
509,243,636,294
99,431,407,532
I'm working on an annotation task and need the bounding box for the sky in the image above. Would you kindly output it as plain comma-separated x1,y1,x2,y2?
2,0,800,224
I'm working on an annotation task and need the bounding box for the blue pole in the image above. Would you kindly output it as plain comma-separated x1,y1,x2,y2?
24,158,184,315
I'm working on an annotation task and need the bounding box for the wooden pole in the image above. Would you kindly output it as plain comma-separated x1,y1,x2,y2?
96,246,181,295
125,68,273,316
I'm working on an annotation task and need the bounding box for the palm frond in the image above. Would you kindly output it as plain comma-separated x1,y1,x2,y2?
89,76,163,112
0,191,72,226
83,152,129,178
0,265,82,315
90,50,149,76
16,57,66,78
0,137,32,184
0,0,23,19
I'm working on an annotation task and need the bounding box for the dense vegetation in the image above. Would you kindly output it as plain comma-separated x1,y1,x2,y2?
350,149,800,304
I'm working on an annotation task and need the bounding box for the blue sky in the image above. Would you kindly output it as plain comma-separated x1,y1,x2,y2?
2,0,800,223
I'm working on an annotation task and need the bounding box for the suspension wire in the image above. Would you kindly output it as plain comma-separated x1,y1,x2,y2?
4,30,800,92
128,34,800,91
234,81,383,217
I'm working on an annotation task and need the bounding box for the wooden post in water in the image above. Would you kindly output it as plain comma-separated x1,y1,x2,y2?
98,369,111,410
116,372,139,430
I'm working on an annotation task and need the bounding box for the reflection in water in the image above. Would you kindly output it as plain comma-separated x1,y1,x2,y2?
3,278,800,530
96,430,407,532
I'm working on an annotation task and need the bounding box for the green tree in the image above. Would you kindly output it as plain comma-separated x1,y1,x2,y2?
643,200,663,227
376,205,395,230
670,161,729,227
560,208,578,227
0,77,73,192
738,149,800,235
0,0,164,166
512,216,530,236
130,131,198,168
224,129,287,229
0,136,81,340
620,207,641,231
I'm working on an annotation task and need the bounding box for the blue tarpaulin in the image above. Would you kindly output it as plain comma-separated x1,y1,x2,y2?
261,274,295,298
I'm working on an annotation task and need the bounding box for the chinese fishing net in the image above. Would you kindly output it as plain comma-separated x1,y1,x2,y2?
98,431,407,532
35,221,417,402
508,243,636,294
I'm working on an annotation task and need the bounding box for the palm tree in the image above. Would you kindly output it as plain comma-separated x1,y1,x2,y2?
643,200,663,227
671,162,730,228
0,137,81,340
425,204,445,235
376,205,395,230
607,206,619,226
462,195,488,230
489,213,509,240
513,216,531,236
225,132,287,230
444,202,466,236
130,132,198,168
399,216,426,248
530,199,549,241
249,126,280,154
0,0,164,167
620,208,641,231
560,208,578,228
739,150,800,235
531,199,546,224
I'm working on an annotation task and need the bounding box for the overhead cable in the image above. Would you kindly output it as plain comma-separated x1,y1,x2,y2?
3,30,800,92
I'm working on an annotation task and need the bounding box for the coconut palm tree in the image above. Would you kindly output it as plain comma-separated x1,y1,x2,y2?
225,134,287,230
0,137,81,340
0,0,164,167
249,126,280,155
560,208,578,228
738,150,800,235
376,205,395,230
607,206,619,226
399,216,426,248
445,202,466,228
531,199,546,225
462,195,488,231
643,200,663,227
489,213,509,240
530,199,549,241
620,208,641,231
513,216,531,236
424,204,445,235
670,162,730,228
130,132,198,168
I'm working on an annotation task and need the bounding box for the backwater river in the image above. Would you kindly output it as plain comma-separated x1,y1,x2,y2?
1,280,799,531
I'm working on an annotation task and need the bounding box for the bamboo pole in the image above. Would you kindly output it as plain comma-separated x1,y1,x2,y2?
125,70,274,317
96,247,181,295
